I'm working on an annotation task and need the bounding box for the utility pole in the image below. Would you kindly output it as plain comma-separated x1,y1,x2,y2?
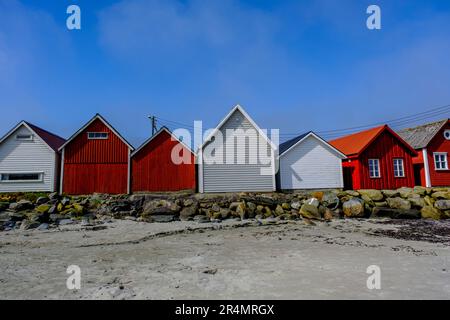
148,115,157,136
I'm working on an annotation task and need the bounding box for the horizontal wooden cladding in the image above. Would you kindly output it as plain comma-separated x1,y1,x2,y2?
63,163,128,195
64,119,129,164
131,130,196,192
359,130,415,189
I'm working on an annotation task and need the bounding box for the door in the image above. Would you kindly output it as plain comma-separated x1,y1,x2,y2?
343,167,354,190
413,164,424,187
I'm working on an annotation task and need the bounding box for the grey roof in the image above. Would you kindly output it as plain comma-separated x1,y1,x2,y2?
279,132,311,155
397,119,449,149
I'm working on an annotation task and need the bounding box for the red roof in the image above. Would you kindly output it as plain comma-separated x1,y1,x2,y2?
329,125,417,157
25,121,66,152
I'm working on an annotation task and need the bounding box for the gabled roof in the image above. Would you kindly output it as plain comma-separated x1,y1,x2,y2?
199,104,277,151
131,126,195,157
58,113,134,151
329,125,417,157
279,131,346,158
397,118,449,149
0,121,66,152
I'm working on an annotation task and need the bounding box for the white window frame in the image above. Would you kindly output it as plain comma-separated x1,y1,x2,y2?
87,132,109,140
368,159,381,178
15,134,33,141
434,152,448,170
0,172,44,183
393,158,405,178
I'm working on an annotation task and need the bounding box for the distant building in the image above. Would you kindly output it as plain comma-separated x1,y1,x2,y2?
398,119,450,187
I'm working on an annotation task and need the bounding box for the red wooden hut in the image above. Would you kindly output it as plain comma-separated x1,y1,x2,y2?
329,125,417,190
59,114,134,195
131,127,196,192
398,119,450,187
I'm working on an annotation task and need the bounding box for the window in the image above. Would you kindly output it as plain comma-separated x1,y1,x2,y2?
393,158,405,177
444,130,450,140
434,153,448,170
368,159,380,178
87,132,108,139
0,173,42,182
16,134,33,141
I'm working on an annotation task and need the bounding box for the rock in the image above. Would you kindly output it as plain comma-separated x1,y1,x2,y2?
58,219,74,226
421,206,442,220
61,197,71,206
382,190,399,198
306,198,319,207
321,193,339,208
274,205,284,216
35,196,49,205
211,203,221,212
256,205,264,214
72,203,85,215
358,189,383,201
281,202,291,210
386,197,411,210
8,212,26,221
408,197,425,208
361,194,374,206
48,192,59,200
263,206,272,218
180,204,198,220
193,215,209,223
345,190,360,197
57,203,64,212
150,215,177,223
413,186,428,196
434,200,450,210
311,191,324,201
142,199,180,215
323,208,333,221
424,195,435,207
303,218,316,226
37,223,49,231
0,211,9,222
372,208,420,219
374,201,388,207
342,198,365,217
9,200,33,212
49,214,65,223
36,204,51,214
220,208,231,219
48,205,57,215
236,202,246,219
0,202,9,211
20,220,40,230
246,202,256,218
431,192,450,200
299,204,321,220
290,201,301,210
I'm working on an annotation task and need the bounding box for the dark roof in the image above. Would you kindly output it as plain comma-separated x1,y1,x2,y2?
279,132,311,154
397,119,449,149
24,122,66,152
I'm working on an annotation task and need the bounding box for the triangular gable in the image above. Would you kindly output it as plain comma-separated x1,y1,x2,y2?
58,114,134,151
131,126,195,157
280,131,346,159
0,121,65,153
397,118,450,149
199,104,277,152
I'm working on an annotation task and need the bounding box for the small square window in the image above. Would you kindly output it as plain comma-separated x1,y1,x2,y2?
434,153,448,170
87,132,108,140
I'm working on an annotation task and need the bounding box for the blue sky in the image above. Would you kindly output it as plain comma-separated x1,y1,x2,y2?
1,0,450,147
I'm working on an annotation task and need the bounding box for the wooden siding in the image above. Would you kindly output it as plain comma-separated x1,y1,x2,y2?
0,125,57,192
428,122,450,186
62,118,129,194
279,135,343,190
202,109,275,193
131,130,195,192
358,130,415,189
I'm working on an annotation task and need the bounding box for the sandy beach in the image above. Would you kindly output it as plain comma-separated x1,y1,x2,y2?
0,218,449,300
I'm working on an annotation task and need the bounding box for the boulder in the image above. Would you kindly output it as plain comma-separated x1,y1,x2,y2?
290,201,301,210
311,191,324,201
211,203,221,212
374,201,388,207
382,190,399,198
48,192,59,200
397,187,414,199
435,200,450,210
421,206,442,220
413,186,428,196
281,202,291,210
61,197,71,206
20,220,40,230
36,204,51,214
408,197,425,208
299,204,321,220
8,212,26,221
372,208,420,219
274,205,284,216
321,192,340,208
424,196,435,207
323,208,333,221
0,202,8,211
58,219,75,226
386,197,411,210
37,223,49,231
35,196,49,205
179,204,198,221
9,200,33,212
342,198,365,217
246,202,256,218
345,190,360,197
236,202,246,219
305,198,320,208
358,189,383,201
220,208,231,219
149,214,177,223
263,206,273,218
431,192,450,200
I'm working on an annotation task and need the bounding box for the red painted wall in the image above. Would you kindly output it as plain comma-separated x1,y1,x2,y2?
428,121,450,186
131,130,196,192
63,118,130,195
356,130,415,189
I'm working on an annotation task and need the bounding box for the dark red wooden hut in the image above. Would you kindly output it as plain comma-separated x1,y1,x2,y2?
59,114,134,195
329,125,417,190
131,127,196,192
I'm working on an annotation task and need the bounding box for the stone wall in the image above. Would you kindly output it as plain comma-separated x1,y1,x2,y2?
0,187,449,231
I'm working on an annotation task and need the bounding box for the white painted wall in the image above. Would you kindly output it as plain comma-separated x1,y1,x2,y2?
0,125,57,192
280,135,344,190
